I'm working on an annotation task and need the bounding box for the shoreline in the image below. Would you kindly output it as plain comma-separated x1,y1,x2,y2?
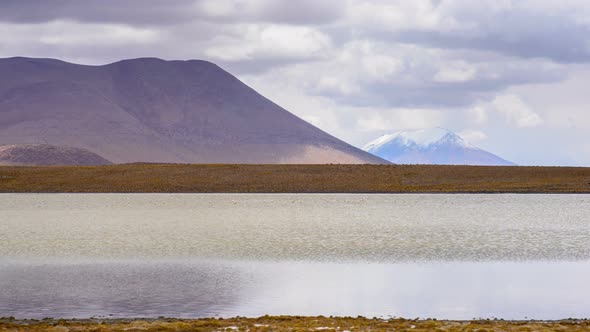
2,316,589,331
1,164,590,193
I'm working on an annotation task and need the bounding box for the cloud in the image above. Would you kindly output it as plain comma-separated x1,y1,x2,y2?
0,0,344,26
1,0,590,165
204,24,332,62
459,130,488,144
195,0,345,24
492,94,543,128
433,61,477,83
259,40,565,108
37,21,160,46
353,0,590,63
357,108,445,132
0,0,196,25
347,0,459,32
0,21,169,64
466,106,488,124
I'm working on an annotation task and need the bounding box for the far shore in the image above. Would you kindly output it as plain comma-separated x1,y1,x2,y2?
1,163,589,193
1,316,589,331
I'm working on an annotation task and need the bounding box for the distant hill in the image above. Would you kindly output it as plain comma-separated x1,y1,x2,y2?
0,144,111,166
363,128,515,166
0,57,386,164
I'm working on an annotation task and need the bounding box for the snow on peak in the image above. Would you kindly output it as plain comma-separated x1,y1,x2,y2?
363,128,472,152
362,127,516,166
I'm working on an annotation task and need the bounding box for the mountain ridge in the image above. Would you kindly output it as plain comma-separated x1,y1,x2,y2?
0,144,111,166
364,128,515,166
0,57,386,164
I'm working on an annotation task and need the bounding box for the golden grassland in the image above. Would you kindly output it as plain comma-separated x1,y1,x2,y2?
1,316,589,332
1,164,590,193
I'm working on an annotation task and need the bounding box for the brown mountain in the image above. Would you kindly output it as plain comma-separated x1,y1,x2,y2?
0,144,111,166
0,57,386,164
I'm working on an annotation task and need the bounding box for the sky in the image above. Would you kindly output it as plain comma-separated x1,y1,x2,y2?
1,0,590,166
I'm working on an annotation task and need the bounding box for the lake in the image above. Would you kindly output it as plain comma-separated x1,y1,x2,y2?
1,194,589,319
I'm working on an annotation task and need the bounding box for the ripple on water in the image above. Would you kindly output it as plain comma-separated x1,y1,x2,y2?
0,194,588,262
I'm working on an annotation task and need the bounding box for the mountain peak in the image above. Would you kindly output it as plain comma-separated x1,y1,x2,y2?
0,57,386,165
363,128,515,166
364,128,473,152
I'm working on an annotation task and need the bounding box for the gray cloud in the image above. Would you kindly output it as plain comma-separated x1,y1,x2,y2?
1,0,590,165
363,1,590,63
0,0,195,25
318,59,566,108
393,20,590,64
196,0,345,25
0,0,344,26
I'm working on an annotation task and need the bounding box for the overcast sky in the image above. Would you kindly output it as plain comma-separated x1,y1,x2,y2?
1,0,590,165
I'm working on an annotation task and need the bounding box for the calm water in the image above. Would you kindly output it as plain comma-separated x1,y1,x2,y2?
0,194,589,319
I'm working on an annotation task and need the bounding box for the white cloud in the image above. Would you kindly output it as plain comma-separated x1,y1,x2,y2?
310,40,403,95
467,106,488,124
433,62,477,82
347,0,461,32
195,0,344,24
492,94,543,128
197,0,237,18
356,108,445,132
240,40,406,99
205,24,332,61
459,130,488,144
1,21,160,48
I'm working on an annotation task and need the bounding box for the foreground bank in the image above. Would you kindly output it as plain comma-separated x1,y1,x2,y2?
0,164,589,193
1,317,589,332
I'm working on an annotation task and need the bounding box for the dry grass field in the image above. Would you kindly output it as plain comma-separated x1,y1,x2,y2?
1,316,589,332
0,164,589,193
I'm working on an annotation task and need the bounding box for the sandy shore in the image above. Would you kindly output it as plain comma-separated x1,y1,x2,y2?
1,316,589,331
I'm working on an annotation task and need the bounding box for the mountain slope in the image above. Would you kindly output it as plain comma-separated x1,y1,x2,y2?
0,57,386,164
0,144,111,166
363,128,515,166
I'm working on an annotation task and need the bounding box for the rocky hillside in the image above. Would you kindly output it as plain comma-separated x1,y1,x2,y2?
0,57,386,164
0,144,111,166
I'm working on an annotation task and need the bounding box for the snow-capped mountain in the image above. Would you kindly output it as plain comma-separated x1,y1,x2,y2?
363,128,515,166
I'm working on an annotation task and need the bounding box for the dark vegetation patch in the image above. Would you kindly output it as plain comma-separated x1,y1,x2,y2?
0,164,589,193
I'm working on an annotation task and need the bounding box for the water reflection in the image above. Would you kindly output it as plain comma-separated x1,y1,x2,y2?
1,194,589,319
1,260,589,320
0,260,249,318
